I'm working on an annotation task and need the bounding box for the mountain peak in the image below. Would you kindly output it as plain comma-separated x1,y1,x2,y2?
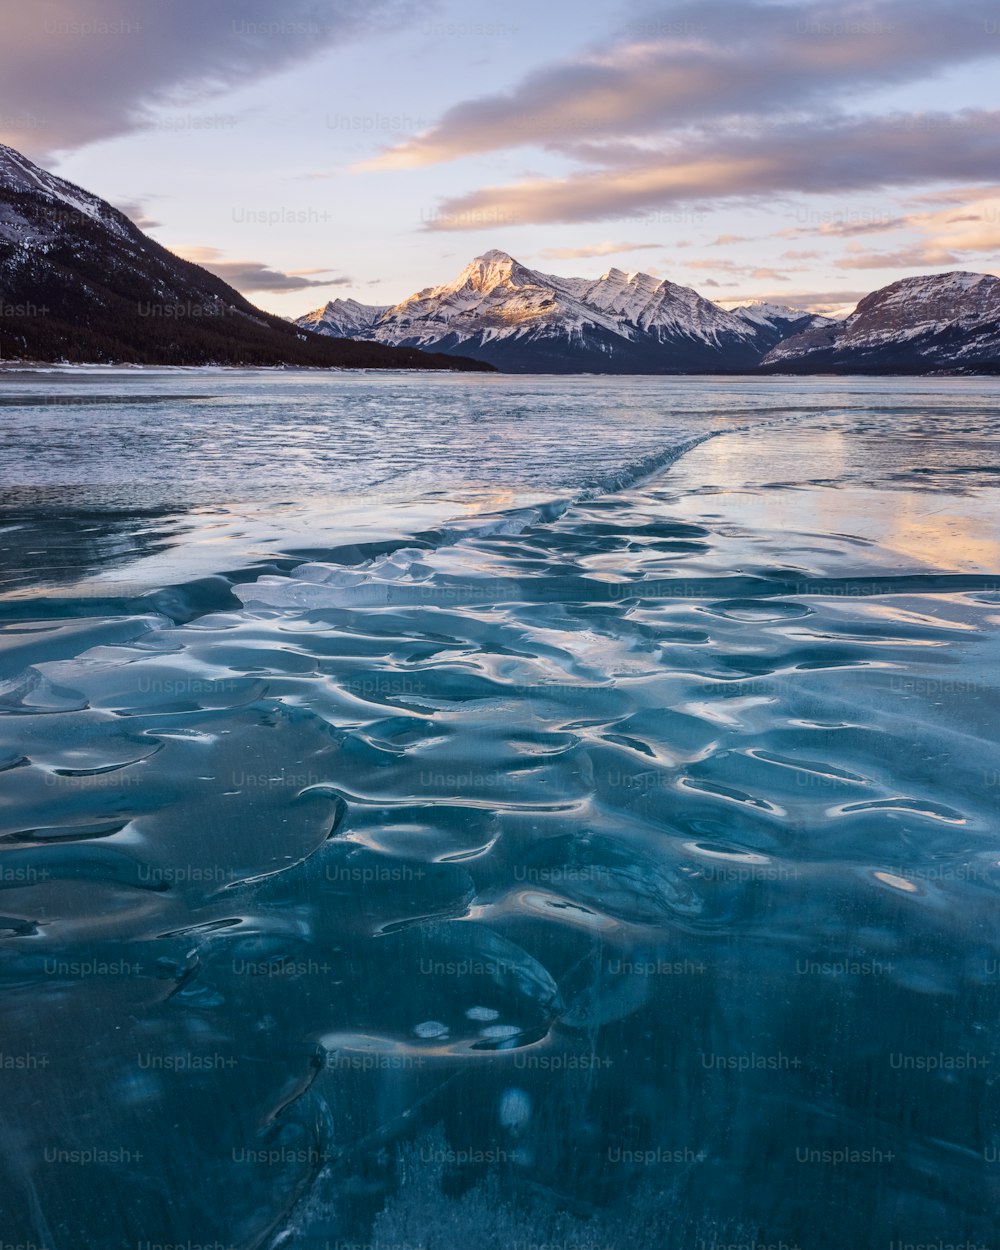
762,268,1000,369
446,249,532,297
474,248,515,264
297,249,780,369
299,296,390,336
850,269,1000,326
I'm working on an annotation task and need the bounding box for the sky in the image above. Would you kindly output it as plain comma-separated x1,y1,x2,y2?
1,0,999,319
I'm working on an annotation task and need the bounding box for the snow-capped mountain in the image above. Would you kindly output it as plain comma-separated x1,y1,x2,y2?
0,143,135,244
724,299,825,334
298,250,834,373
762,272,1000,373
0,143,490,369
298,297,390,337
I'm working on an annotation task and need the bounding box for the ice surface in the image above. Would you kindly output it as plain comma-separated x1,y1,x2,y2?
2,375,1000,1248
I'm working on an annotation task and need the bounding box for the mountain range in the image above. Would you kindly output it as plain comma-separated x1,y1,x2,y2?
298,250,835,373
0,143,490,370
2,139,998,374
299,250,1000,375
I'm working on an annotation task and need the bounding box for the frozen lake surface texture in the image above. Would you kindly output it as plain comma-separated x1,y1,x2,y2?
1,372,999,1248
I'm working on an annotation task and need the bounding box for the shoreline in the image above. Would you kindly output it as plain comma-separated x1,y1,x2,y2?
3,360,1000,379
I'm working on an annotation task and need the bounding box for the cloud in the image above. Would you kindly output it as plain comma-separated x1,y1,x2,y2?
777,190,1000,268
421,111,1000,230
113,199,162,230
718,290,869,316
0,0,420,157
683,258,795,281
361,0,1000,170
834,245,959,268
538,240,661,260
829,188,1000,266
180,246,351,293
779,217,910,238
908,190,1000,254
906,184,1000,206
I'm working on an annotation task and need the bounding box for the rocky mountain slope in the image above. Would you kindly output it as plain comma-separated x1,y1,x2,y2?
0,144,491,370
761,272,1000,373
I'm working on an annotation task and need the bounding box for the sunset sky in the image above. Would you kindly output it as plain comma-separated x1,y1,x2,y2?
2,0,999,318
